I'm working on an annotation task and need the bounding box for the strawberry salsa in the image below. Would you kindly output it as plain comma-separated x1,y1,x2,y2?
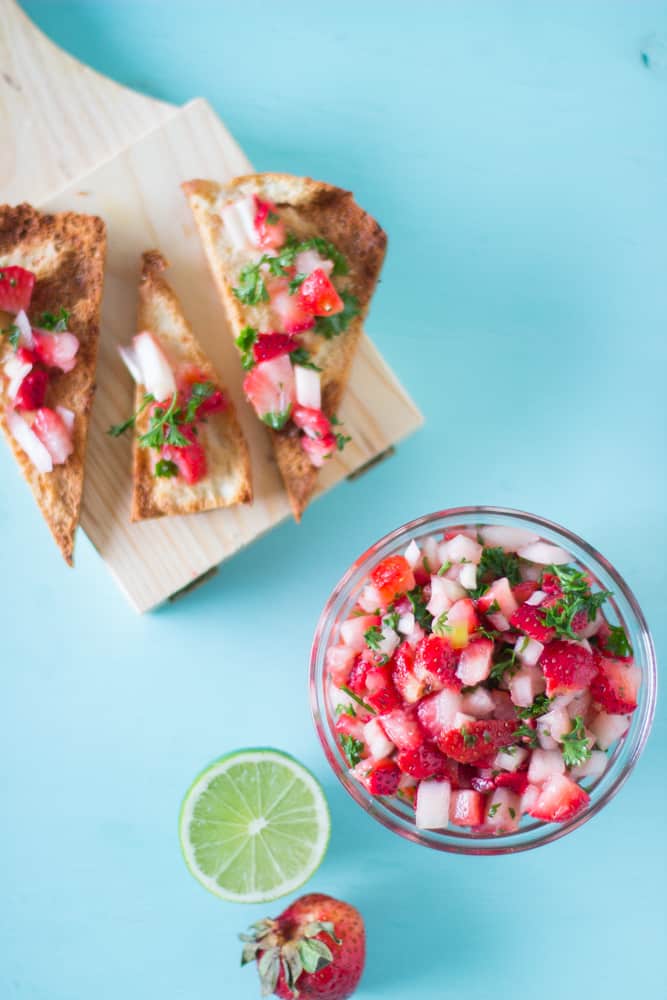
0,266,80,472
221,193,354,467
326,525,641,833
113,332,227,484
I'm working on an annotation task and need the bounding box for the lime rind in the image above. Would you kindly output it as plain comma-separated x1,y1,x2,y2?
179,748,330,904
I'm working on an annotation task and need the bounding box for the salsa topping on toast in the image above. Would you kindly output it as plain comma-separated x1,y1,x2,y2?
1,264,79,473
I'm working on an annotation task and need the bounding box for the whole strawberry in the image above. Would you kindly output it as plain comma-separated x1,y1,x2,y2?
240,893,365,999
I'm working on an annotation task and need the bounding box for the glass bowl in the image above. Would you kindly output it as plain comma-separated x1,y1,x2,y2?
309,506,657,854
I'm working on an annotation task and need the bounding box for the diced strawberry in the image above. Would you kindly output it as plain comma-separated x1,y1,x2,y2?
334,712,366,743
378,709,423,751
325,644,356,686
513,580,539,603
346,654,371,694
456,637,493,686
392,641,424,703
478,577,518,619
292,405,332,440
269,278,316,334
301,432,337,467
437,719,518,764
340,614,381,652
509,604,555,643
371,555,416,605
360,758,401,796
416,688,463,740
296,268,344,317
528,773,590,823
364,660,401,714
396,744,458,782
590,656,640,714
242,354,295,429
540,640,597,696
449,789,485,827
14,367,48,410
32,330,79,373
177,371,227,417
540,572,562,596
494,770,529,794
252,332,299,364
31,406,73,465
413,635,461,692
253,196,286,250
161,424,207,484
0,265,35,313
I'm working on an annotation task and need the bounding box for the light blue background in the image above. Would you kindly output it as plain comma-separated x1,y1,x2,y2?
3,2,666,997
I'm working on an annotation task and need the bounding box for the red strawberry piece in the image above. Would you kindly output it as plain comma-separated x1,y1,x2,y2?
0,265,35,313
540,639,597,696
363,758,401,795
334,712,366,743
513,580,539,603
31,406,74,465
268,277,316,334
395,744,456,781
252,195,286,250
413,635,461,692
415,688,462,740
437,719,518,764
391,641,424,704
370,555,416,605
252,332,299,364
590,655,639,714
509,604,555,643
14,367,48,410
377,708,423,750
177,367,226,416
197,388,227,416
540,572,562,595
346,654,371,695
293,405,332,440
243,892,365,1000
325,644,356,686
296,268,344,317
161,424,207,484
449,789,485,827
242,354,295,429
302,433,337,467
32,330,79,373
495,770,529,794
528,773,590,823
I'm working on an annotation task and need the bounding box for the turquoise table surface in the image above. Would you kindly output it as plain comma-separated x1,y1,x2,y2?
3,2,666,997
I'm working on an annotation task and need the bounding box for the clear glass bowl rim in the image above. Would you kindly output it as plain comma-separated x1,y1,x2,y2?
309,505,657,855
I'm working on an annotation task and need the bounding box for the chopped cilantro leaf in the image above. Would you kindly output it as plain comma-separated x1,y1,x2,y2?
235,326,258,370
364,625,383,651
432,611,450,638
336,432,351,451
266,210,279,224
261,408,292,431
508,807,516,819
183,382,216,423
340,685,376,715
39,307,70,332
139,393,190,449
1,323,20,349
407,587,433,631
290,347,322,371
155,458,178,478
461,725,477,747
517,694,553,719
107,393,155,437
541,563,612,640
339,733,364,767
604,624,632,658
335,703,356,719
315,290,360,339
383,611,400,631
233,261,270,305
488,802,501,818
488,647,519,685
471,547,521,597
561,715,593,768
512,722,538,748
289,273,306,293
437,561,452,576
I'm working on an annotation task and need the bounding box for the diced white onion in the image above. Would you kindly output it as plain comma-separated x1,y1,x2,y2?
55,406,75,432
404,539,421,568
6,408,52,472
294,365,321,410
15,309,34,349
526,590,546,606
120,332,176,401
518,541,572,565
4,355,32,400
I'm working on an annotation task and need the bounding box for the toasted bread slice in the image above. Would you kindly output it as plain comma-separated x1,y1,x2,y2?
182,174,387,519
0,203,106,564
130,250,252,521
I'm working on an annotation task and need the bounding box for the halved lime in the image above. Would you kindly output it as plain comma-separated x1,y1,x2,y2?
179,749,330,903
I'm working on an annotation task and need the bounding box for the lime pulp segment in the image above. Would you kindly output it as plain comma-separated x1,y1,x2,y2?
179,749,330,903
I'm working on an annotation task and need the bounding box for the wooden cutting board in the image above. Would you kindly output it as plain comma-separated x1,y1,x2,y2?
0,1,423,611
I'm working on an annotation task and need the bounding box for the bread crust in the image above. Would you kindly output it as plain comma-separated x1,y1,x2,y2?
0,203,106,564
130,250,252,521
182,173,386,519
